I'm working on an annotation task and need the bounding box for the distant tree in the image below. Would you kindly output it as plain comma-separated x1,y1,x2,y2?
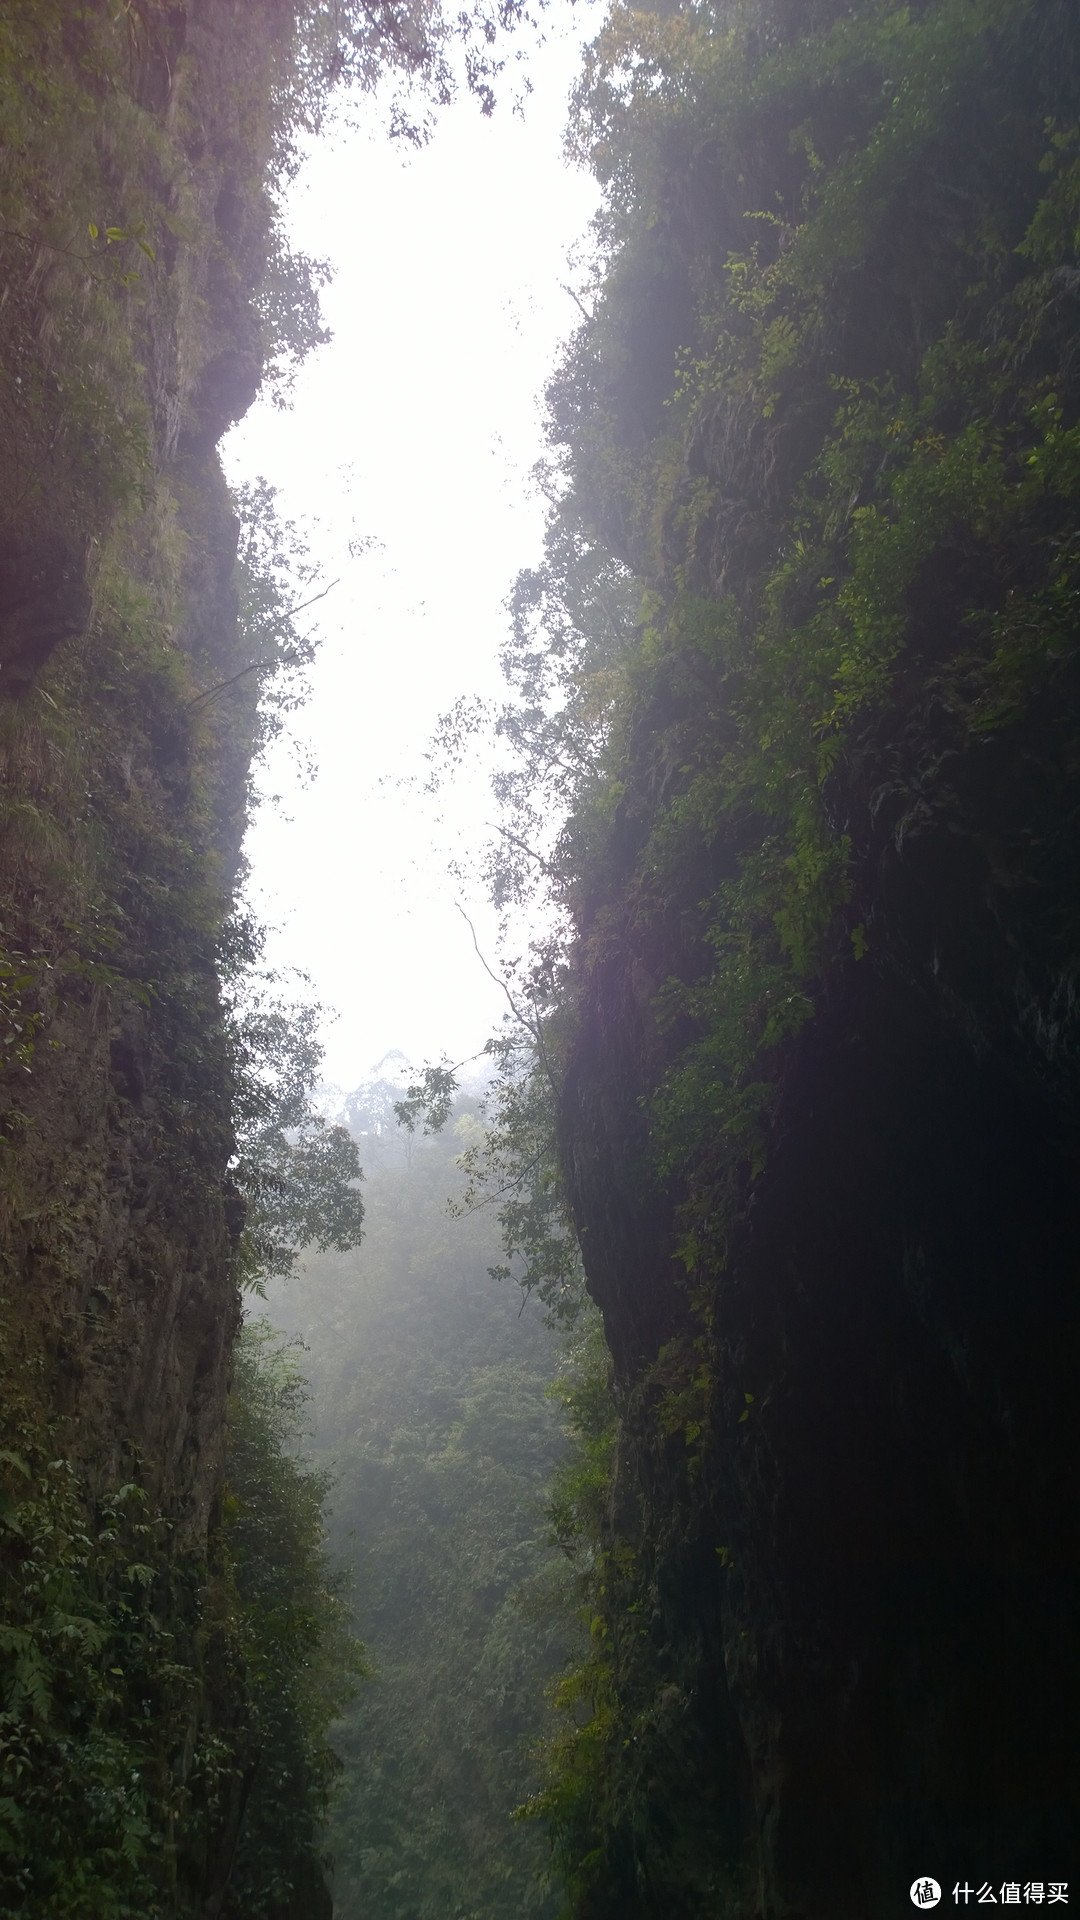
221,922,365,1289
285,0,552,150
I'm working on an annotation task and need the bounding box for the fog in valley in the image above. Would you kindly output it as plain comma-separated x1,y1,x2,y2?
263,1080,574,1917
225,35,599,1916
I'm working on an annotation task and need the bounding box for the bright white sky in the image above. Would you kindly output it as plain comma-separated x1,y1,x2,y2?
222,16,598,1093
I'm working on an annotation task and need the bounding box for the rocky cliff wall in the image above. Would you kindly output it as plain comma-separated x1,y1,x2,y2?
0,4,318,1910
543,2,1080,1911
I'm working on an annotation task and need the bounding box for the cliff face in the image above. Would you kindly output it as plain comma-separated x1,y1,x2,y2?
0,4,317,1911
540,1,1080,1911
565,878,1080,1911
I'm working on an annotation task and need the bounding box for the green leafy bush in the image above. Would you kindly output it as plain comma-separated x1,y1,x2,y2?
219,1319,367,1919
0,1378,199,1918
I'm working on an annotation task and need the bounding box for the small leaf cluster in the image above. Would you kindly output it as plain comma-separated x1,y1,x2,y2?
224,957,365,1293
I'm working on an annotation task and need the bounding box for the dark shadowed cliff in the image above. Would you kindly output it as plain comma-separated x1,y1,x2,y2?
0,4,341,1911
498,2,1080,1912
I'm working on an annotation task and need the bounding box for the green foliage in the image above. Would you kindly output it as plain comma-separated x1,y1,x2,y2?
0,3,157,540
544,1316,617,1563
225,962,364,1292
486,531,641,914
0,0,347,1099
220,1319,367,1919
396,1010,586,1326
0,8,374,1916
0,1368,199,1919
455,0,1080,1909
266,0,554,154
486,0,1080,1275
265,1090,575,1920
518,1319,654,1920
226,478,333,747
467,1029,586,1324
0,1311,364,1920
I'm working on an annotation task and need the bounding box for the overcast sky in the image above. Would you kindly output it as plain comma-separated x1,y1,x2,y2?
222,17,598,1094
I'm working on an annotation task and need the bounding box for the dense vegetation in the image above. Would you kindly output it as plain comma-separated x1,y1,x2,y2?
265,1080,575,1920
0,2,544,1914
430,0,1080,1911
218,1319,366,1920
5,0,1080,1913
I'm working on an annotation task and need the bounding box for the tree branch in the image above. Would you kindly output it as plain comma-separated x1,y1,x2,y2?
483,821,553,873
455,905,558,1096
186,582,338,708
561,281,593,324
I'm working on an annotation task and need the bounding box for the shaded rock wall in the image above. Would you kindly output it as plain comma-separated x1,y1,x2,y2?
0,0,280,1553
551,2,1080,1911
0,3,315,1910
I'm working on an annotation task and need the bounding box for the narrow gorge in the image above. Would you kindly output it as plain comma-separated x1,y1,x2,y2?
1,2,1078,1917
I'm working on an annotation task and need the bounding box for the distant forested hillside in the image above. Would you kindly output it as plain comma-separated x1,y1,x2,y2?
265,1082,576,1920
